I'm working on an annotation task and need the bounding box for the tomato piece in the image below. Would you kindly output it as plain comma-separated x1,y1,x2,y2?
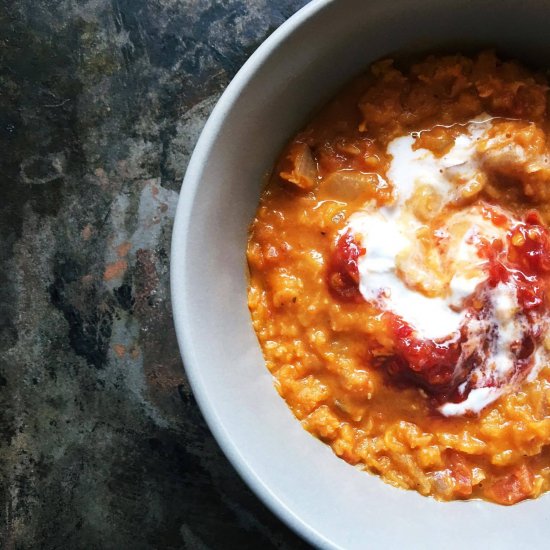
484,464,534,505
480,204,509,227
480,213,550,310
327,230,366,302
448,451,474,497
382,313,462,392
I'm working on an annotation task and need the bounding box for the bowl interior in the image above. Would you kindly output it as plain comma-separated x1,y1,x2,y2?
171,0,550,547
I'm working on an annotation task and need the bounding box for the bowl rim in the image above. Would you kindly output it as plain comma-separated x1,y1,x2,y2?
170,1,335,547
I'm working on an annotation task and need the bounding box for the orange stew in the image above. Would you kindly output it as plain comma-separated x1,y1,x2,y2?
247,51,550,503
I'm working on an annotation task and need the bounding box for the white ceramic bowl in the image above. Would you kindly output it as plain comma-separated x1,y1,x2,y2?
171,1,550,547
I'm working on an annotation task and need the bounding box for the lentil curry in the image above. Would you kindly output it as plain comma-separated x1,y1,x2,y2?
247,51,550,504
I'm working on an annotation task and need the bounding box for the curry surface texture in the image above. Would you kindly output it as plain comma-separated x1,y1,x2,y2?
247,52,550,504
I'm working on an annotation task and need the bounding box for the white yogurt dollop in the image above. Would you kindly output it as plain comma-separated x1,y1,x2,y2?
341,119,548,415
346,120,499,341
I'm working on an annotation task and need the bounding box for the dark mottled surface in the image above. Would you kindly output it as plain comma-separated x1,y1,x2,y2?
0,1,311,548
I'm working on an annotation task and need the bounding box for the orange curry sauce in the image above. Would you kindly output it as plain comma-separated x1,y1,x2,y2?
247,52,550,504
